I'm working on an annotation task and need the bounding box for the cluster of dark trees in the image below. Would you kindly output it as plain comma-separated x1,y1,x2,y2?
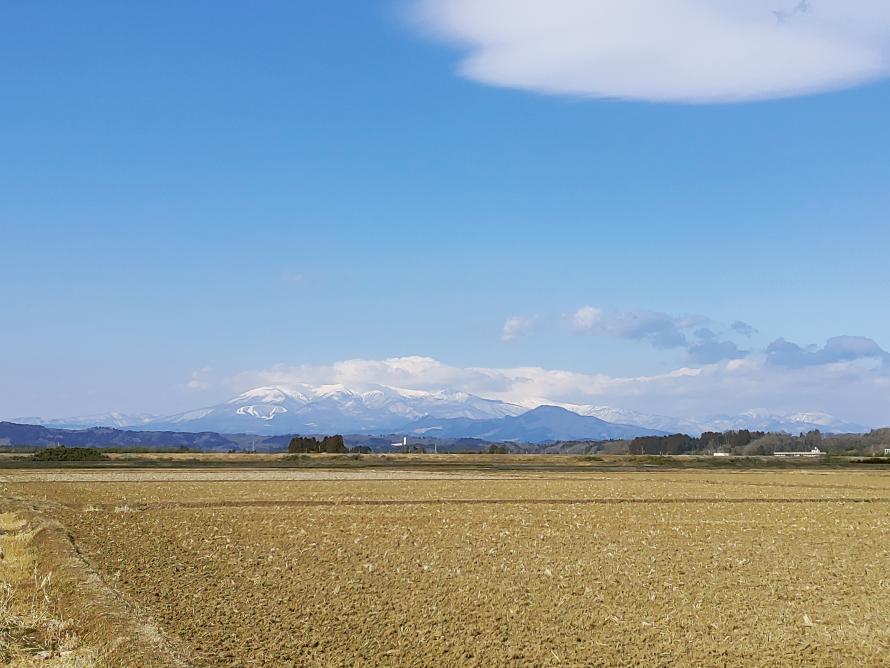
624,428,890,456
734,430,826,455
629,429,809,455
629,434,699,455
287,435,347,454
32,446,108,462
699,430,767,450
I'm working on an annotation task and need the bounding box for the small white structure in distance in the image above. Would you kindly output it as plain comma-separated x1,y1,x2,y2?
884,448,890,455
390,436,437,454
713,451,731,457
773,447,825,458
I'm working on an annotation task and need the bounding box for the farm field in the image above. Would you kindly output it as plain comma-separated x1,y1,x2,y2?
3,466,890,666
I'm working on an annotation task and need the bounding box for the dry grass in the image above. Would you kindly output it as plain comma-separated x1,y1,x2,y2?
0,499,192,668
0,512,97,667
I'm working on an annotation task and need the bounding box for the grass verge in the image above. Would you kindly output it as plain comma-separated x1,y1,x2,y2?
0,504,190,667
0,511,96,666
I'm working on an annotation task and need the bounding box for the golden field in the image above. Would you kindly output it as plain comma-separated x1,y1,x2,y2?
2,465,889,666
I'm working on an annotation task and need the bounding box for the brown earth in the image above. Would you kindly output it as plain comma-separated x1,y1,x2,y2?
3,467,890,666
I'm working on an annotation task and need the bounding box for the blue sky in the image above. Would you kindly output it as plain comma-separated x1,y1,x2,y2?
2,1,890,423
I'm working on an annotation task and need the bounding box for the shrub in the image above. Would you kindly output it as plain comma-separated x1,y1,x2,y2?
33,447,109,462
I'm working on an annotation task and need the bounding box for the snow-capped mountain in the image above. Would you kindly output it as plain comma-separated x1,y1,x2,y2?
557,404,866,436
138,384,527,434
681,410,868,436
9,383,868,437
7,412,156,430
557,404,705,436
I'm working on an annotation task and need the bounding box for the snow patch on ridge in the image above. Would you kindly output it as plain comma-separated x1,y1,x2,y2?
236,405,288,420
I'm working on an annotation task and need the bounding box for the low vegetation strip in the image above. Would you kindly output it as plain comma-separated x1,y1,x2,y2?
0,468,526,483
40,496,890,512
9,471,890,506
4,451,889,473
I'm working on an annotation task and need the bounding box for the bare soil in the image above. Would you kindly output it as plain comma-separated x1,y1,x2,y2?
3,467,889,666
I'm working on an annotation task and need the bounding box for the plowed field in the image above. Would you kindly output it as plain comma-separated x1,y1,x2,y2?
4,468,889,666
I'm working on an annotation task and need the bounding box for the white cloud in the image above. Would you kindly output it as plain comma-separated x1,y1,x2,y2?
280,270,305,285
185,368,212,391
501,315,536,341
410,0,890,102
571,306,603,332
234,352,890,426
235,356,514,395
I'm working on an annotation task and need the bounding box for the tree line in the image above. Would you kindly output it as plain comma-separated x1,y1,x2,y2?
624,428,890,456
287,435,347,453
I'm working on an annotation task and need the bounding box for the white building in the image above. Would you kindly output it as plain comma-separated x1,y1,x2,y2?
773,447,825,458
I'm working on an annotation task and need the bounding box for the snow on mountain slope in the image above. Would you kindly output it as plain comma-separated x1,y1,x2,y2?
7,412,156,430
137,384,527,434
10,385,868,437
555,403,866,436
556,403,704,435
691,410,867,435
236,405,288,420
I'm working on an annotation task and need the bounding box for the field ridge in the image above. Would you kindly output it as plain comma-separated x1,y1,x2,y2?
2,495,195,667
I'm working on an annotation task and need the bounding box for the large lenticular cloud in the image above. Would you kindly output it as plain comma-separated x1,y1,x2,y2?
410,0,890,102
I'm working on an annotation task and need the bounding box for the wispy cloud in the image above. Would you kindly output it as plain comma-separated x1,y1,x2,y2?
688,328,748,364
410,0,890,102
279,270,305,285
501,315,536,341
185,367,212,391
568,307,890,372
766,335,890,368
571,306,692,348
730,321,759,337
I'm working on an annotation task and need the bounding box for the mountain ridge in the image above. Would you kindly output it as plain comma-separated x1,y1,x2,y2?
7,383,869,437
403,405,666,441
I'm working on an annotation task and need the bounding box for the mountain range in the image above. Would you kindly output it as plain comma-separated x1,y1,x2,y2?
8,383,869,441
0,405,656,451
554,404,867,437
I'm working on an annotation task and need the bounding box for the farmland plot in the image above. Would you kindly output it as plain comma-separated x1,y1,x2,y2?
4,468,890,666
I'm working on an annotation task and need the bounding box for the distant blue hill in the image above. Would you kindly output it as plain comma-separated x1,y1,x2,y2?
0,421,248,450
0,405,664,450
399,405,666,442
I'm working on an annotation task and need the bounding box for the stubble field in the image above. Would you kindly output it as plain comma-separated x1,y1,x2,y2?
3,466,890,666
